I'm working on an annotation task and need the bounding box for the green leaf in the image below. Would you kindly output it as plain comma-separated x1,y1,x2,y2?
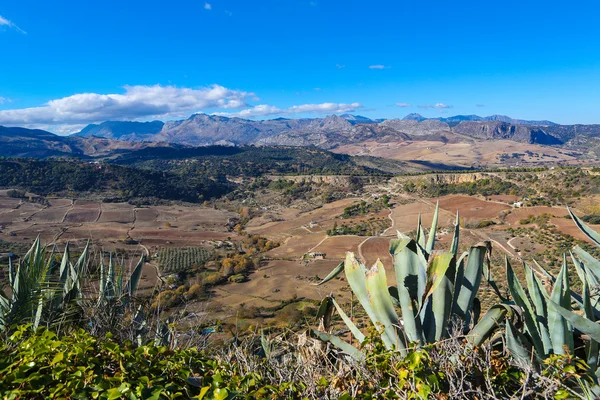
450,211,460,256
391,238,425,344
505,319,532,364
313,261,344,286
506,256,547,358
365,259,406,352
547,256,574,355
430,252,456,342
331,297,365,344
468,304,511,346
315,296,334,330
546,298,600,343
425,202,439,254
312,329,364,361
569,207,600,248
583,272,599,374
454,243,488,328
523,262,552,355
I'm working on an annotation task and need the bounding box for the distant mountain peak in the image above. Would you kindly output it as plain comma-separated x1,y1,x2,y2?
403,113,427,122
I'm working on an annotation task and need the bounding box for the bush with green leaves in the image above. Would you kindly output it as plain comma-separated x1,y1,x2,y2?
0,325,304,399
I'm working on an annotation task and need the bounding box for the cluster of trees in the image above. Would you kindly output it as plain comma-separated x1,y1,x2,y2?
341,196,390,218
113,146,388,177
0,159,235,202
156,247,212,273
411,176,528,198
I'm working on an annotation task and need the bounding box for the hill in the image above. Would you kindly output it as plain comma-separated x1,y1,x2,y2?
0,126,158,158
67,113,598,150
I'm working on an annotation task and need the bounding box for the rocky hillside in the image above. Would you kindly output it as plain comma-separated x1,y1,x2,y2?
0,126,159,158
68,113,600,149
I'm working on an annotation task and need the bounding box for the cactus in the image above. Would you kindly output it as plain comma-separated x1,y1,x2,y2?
315,203,512,357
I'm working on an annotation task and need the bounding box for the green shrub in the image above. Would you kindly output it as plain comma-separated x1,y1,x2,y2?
0,325,292,399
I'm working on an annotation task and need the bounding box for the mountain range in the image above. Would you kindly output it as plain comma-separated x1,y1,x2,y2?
71,113,598,148
2,113,600,159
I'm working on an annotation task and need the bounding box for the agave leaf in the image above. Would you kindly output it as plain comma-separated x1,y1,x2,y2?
450,211,460,256
416,213,426,251
423,252,456,342
261,331,271,359
569,207,600,247
583,273,599,374
506,319,532,364
124,255,145,302
388,286,401,308
523,262,552,355
482,247,506,302
572,250,600,289
391,238,425,343
547,298,600,343
454,244,488,327
316,296,334,331
344,252,374,317
469,304,510,346
365,259,406,352
547,257,574,355
332,297,365,344
420,252,455,311
573,246,600,282
425,202,439,254
98,251,106,297
506,257,547,357
59,244,70,295
312,329,364,361
313,261,344,286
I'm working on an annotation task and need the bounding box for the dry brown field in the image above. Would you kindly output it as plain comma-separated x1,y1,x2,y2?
504,206,569,225
334,139,583,169
437,195,510,219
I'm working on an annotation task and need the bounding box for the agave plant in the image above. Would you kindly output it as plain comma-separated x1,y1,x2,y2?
0,238,88,331
313,204,514,358
504,209,600,377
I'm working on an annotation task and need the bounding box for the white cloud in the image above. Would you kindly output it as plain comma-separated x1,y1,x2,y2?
217,102,363,118
0,84,254,126
369,65,390,69
204,2,212,10
0,15,26,34
395,103,412,108
476,104,485,108
314,88,322,91
0,96,12,104
336,64,345,69
418,103,453,109
224,10,233,16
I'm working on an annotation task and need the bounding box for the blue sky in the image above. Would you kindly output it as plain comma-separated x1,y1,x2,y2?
1,0,600,133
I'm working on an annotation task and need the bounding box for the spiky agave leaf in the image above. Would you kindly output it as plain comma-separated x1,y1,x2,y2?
390,238,426,344
569,207,600,247
331,297,365,344
425,201,439,254
453,243,488,328
313,261,344,286
423,252,456,342
523,262,553,356
315,296,335,331
365,259,406,352
547,256,574,355
450,211,460,256
582,272,599,374
468,304,517,346
506,256,547,358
